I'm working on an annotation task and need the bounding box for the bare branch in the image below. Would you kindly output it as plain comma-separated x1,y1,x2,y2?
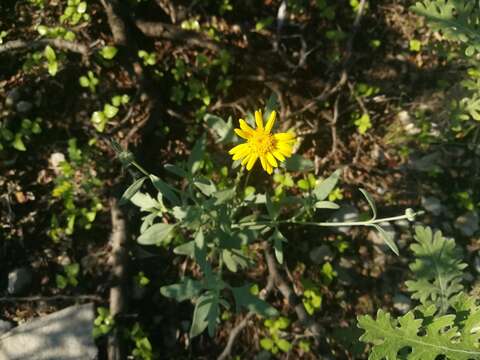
153,0,177,23
0,38,90,57
108,198,129,360
100,0,129,46
217,273,274,360
264,244,323,343
0,294,103,302
135,20,221,52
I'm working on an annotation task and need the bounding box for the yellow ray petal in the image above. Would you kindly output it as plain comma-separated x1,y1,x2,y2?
277,144,293,157
242,154,251,165
255,110,264,130
234,128,251,139
266,152,278,167
272,149,285,161
239,119,254,133
274,132,295,141
265,110,276,133
260,156,267,171
246,154,258,170
232,147,250,160
229,143,248,155
266,163,273,174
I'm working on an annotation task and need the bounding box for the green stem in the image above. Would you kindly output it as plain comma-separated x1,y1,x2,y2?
235,211,424,229
131,160,150,177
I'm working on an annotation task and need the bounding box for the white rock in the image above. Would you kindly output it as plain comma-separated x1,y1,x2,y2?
0,303,97,360
7,268,32,295
454,211,479,237
0,320,13,335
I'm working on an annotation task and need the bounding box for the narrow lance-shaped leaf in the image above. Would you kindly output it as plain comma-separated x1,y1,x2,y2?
231,285,279,318
119,176,147,205
313,169,341,200
150,174,180,205
187,135,206,175
359,188,376,220
270,228,287,264
370,224,399,256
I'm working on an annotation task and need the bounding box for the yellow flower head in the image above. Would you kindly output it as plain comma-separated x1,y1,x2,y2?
229,109,296,174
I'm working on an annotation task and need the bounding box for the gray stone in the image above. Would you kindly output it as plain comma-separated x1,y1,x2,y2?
393,293,411,314
5,88,21,107
454,211,479,237
7,268,32,295
421,196,444,216
0,303,97,360
15,101,32,113
0,321,13,336
330,205,359,234
309,245,333,264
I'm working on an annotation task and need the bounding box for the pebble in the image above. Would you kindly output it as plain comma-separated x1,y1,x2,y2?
7,267,33,295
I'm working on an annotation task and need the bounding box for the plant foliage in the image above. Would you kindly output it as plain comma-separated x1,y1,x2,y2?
405,226,466,313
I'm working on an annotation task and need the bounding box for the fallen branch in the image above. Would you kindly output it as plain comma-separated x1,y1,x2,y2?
217,273,274,360
99,0,129,46
108,198,129,360
263,244,323,343
0,294,103,302
135,20,221,52
0,38,90,57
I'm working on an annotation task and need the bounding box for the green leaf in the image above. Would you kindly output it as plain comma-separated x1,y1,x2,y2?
64,31,76,41
47,61,58,76
204,114,235,144
231,285,279,318
100,46,118,60
187,135,206,174
260,337,274,351
37,25,48,36
91,111,107,132
466,45,475,57
189,292,217,338
359,188,376,220
193,178,217,196
313,169,341,201
265,192,279,220
12,134,26,151
77,1,86,13
358,307,480,360
111,96,122,107
370,224,399,256
276,338,292,353
79,76,90,87
264,93,279,122
270,229,287,264
164,163,188,177
119,176,147,205
213,188,236,205
160,277,203,301
137,223,175,245
283,154,314,172
103,104,119,119
149,175,180,205
130,192,159,210
411,1,479,52
173,241,195,257
56,274,68,289
405,226,467,313
44,45,56,62
314,201,339,209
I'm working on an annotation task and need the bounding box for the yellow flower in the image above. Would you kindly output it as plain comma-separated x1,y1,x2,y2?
229,109,296,174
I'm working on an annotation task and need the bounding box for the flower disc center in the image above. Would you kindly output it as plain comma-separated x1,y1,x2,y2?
249,130,275,156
